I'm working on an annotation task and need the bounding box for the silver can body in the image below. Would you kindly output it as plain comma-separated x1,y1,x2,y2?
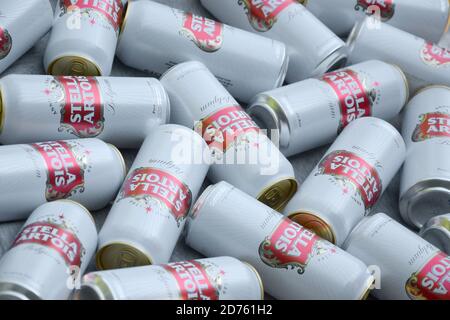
0,200,97,300
97,124,210,269
400,86,450,228
284,117,406,246
200,0,347,83
44,0,127,76
116,1,288,103
0,138,126,222
248,60,409,157
185,181,374,300
420,213,450,255
160,61,298,211
0,74,169,148
78,257,263,300
0,0,53,74
344,212,450,300
348,17,450,95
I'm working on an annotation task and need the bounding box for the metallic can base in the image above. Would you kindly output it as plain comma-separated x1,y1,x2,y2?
257,178,298,211
0,282,41,300
47,55,102,76
96,242,153,270
74,274,113,300
420,214,450,254
288,211,336,244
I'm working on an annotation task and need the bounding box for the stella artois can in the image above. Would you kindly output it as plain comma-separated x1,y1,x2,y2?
0,0,53,74
0,138,126,222
248,60,409,157
0,74,170,147
152,0,213,18
399,86,450,228
199,0,347,83
0,200,97,300
303,0,449,43
344,212,450,300
348,17,450,95
97,124,210,269
185,181,375,300
284,117,406,246
76,257,263,300
160,61,298,211
420,213,450,255
115,1,288,103
44,0,127,76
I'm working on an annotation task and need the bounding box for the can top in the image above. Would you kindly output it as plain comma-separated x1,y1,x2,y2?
96,241,153,270
75,273,114,300
0,282,41,300
257,178,298,212
288,210,336,244
420,213,450,254
48,56,102,76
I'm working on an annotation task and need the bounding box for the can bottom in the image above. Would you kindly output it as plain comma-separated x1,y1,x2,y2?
257,178,298,212
96,241,153,270
0,282,41,300
75,274,114,300
288,211,336,244
48,55,102,76
420,214,450,254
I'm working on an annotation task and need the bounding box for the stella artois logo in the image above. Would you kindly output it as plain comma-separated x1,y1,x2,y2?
259,219,333,274
117,168,192,226
180,12,224,52
239,0,294,32
355,0,395,21
322,69,377,132
0,26,12,59
421,42,450,67
32,141,86,201
316,150,382,212
164,260,220,300
412,112,450,142
405,252,450,300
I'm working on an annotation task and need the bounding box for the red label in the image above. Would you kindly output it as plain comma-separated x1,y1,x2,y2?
406,252,450,300
57,76,104,138
421,43,450,67
32,141,85,201
259,219,323,274
355,0,395,21
316,150,382,211
0,26,12,59
12,222,83,267
180,12,223,52
322,69,373,131
118,168,192,225
412,112,450,142
164,260,219,300
240,0,294,31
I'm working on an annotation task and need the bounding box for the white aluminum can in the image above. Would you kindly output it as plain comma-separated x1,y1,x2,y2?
97,124,210,269
185,181,374,300
0,0,53,74
0,138,126,222
0,74,170,148
400,86,450,228
44,0,127,76
160,61,298,211
248,60,409,157
302,0,450,43
348,16,450,95
116,0,288,103
344,212,450,300
0,200,97,300
284,117,406,246
200,0,347,83
77,257,263,300
152,0,213,18
420,213,450,255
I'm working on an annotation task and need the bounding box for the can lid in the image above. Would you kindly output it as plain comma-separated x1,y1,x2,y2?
346,18,368,57
96,242,153,270
74,274,114,300
48,56,102,76
257,178,298,212
0,282,41,300
420,214,450,254
288,211,336,244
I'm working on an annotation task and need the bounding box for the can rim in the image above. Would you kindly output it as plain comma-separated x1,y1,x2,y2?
160,60,207,82
274,45,289,88
411,84,450,100
0,282,42,300
358,276,375,300
106,143,127,181
388,64,410,107
47,55,103,76
419,217,450,254
241,262,265,300
57,199,97,228
119,0,131,37
256,177,298,212
287,210,337,244
76,273,115,300
346,18,368,58
313,47,347,77
96,241,154,270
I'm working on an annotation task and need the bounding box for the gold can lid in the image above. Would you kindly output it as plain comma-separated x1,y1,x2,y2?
96,242,153,270
289,211,336,244
257,178,298,211
48,56,101,76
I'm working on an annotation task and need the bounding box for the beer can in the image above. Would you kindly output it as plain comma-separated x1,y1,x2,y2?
248,60,409,157
303,0,450,43
0,138,126,222
76,257,263,300
0,200,97,300
284,117,406,246
0,74,170,147
420,213,450,254
97,124,210,269
344,212,450,300
115,0,288,103
347,16,450,95
0,0,53,74
152,0,213,18
185,181,374,300
199,0,347,83
44,0,127,76
160,61,298,211
399,86,450,228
